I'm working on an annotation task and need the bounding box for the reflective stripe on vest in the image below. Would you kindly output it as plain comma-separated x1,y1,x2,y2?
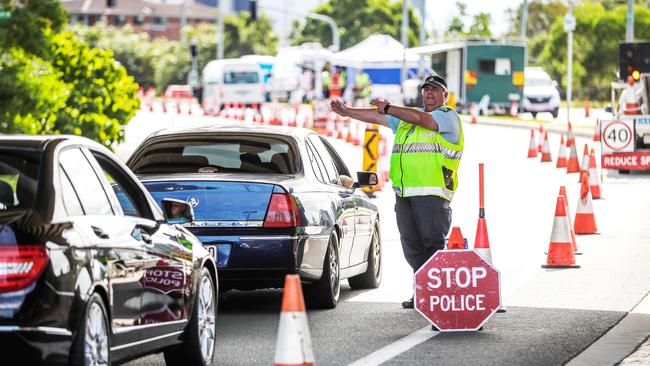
389,105,464,200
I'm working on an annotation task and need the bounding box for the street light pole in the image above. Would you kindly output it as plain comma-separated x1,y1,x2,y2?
566,2,574,122
520,0,528,40
626,0,634,42
401,0,409,87
217,1,224,59
180,0,188,43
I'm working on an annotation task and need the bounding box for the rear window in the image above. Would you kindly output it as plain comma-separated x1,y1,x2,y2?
0,149,41,211
224,71,259,84
130,136,298,175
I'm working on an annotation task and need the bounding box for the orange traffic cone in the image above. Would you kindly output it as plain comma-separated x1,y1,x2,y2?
593,119,601,142
580,144,590,176
527,129,538,158
566,143,580,173
537,125,544,153
273,275,315,366
540,132,552,162
346,118,357,144
447,226,466,250
542,195,580,268
556,134,567,168
470,102,478,124
589,148,601,199
574,172,598,235
559,186,581,255
584,98,590,118
474,218,491,263
566,122,575,147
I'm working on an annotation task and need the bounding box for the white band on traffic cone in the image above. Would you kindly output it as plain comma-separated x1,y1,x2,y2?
274,312,315,366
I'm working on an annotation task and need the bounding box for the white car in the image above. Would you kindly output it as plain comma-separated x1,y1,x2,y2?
201,58,266,114
522,67,561,118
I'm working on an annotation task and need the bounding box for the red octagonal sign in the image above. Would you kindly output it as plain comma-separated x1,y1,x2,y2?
415,250,501,331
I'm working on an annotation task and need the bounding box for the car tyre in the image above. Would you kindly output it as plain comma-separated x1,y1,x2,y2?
70,293,110,366
306,232,340,309
531,111,537,119
348,223,382,289
552,108,559,118
164,267,217,366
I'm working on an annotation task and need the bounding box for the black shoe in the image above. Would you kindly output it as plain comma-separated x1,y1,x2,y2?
431,324,440,331
401,297,414,309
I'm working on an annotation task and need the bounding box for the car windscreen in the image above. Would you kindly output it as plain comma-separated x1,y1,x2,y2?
525,74,553,87
130,136,298,175
0,148,41,211
224,71,259,84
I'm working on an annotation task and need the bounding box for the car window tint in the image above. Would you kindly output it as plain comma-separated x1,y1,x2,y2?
59,166,84,216
319,136,351,177
129,136,298,175
59,148,113,216
92,152,151,219
308,136,339,185
305,141,326,183
0,148,41,210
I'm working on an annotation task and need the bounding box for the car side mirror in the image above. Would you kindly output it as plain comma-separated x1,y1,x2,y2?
353,171,379,188
162,198,194,225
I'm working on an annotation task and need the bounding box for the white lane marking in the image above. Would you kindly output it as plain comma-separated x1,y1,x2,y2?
347,326,439,366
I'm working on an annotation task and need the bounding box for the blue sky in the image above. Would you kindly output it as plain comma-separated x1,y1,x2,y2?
427,0,526,36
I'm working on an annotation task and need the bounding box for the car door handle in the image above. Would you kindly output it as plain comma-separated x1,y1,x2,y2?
91,226,109,239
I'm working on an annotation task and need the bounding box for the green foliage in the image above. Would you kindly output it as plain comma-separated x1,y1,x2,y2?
0,0,66,58
0,0,140,147
0,48,69,134
445,1,492,39
539,3,650,100
290,0,421,50
49,32,140,146
73,12,278,93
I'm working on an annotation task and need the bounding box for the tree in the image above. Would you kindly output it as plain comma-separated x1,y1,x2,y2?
0,0,140,146
467,13,492,37
290,0,421,50
539,3,650,100
445,2,492,39
445,1,467,38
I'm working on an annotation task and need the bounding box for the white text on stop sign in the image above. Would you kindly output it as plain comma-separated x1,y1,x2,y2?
427,267,487,289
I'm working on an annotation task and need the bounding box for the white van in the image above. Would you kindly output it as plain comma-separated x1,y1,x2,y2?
522,67,561,118
268,43,332,103
202,58,265,114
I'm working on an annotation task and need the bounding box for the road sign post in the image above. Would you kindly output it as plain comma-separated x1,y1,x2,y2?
415,250,501,331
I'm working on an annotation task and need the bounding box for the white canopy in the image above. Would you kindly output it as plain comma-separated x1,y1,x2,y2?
331,34,420,69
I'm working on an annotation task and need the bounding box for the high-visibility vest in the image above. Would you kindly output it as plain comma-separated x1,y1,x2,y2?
389,105,464,201
322,71,331,89
355,73,371,98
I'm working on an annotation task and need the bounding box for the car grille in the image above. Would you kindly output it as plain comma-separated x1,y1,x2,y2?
527,97,551,104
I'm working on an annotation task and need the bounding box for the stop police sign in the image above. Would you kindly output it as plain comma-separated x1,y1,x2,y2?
415,250,501,331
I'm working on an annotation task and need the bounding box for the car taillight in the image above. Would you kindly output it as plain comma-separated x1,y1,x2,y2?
263,193,300,228
0,245,48,293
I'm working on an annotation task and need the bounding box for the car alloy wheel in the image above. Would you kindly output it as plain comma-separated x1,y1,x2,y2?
328,239,340,301
84,302,109,366
197,274,216,363
370,229,381,282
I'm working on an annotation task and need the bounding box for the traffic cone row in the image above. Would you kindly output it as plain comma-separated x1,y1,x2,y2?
566,142,580,173
527,129,538,158
559,186,581,255
542,195,580,268
589,149,601,199
447,227,466,250
574,172,598,235
580,144,590,176
556,134,567,168
540,132,552,162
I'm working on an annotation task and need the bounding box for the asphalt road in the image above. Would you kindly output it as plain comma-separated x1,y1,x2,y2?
122,107,650,365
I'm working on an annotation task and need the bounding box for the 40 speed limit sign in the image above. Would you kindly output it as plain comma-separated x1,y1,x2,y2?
602,119,634,153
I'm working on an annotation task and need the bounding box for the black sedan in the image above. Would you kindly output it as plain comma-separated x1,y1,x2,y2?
127,124,382,308
0,136,217,365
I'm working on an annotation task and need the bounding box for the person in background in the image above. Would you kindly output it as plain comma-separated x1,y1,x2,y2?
353,68,373,106
321,63,332,99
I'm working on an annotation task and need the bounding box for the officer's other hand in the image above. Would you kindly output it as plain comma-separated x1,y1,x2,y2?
371,99,389,114
330,99,348,116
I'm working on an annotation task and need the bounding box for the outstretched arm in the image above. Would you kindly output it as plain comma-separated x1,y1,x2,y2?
370,99,439,131
330,99,389,127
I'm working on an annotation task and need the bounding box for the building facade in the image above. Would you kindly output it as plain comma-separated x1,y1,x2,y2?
61,0,217,41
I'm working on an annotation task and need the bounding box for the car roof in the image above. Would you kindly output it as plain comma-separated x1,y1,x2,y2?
0,134,105,151
148,124,315,140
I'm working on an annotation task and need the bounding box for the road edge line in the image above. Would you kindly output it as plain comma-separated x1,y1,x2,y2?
346,326,439,366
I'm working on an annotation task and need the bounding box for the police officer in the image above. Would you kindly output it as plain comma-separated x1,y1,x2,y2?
330,75,463,310
353,68,372,105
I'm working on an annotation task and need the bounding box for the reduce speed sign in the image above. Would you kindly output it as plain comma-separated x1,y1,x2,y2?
602,119,633,153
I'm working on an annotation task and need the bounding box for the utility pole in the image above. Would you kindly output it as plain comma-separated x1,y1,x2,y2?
401,0,409,87
180,0,188,43
626,0,634,42
217,0,224,59
520,0,528,40
415,0,426,78
564,2,575,122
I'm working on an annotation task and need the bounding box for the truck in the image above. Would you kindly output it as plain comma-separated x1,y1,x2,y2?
409,40,526,114
600,41,650,173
